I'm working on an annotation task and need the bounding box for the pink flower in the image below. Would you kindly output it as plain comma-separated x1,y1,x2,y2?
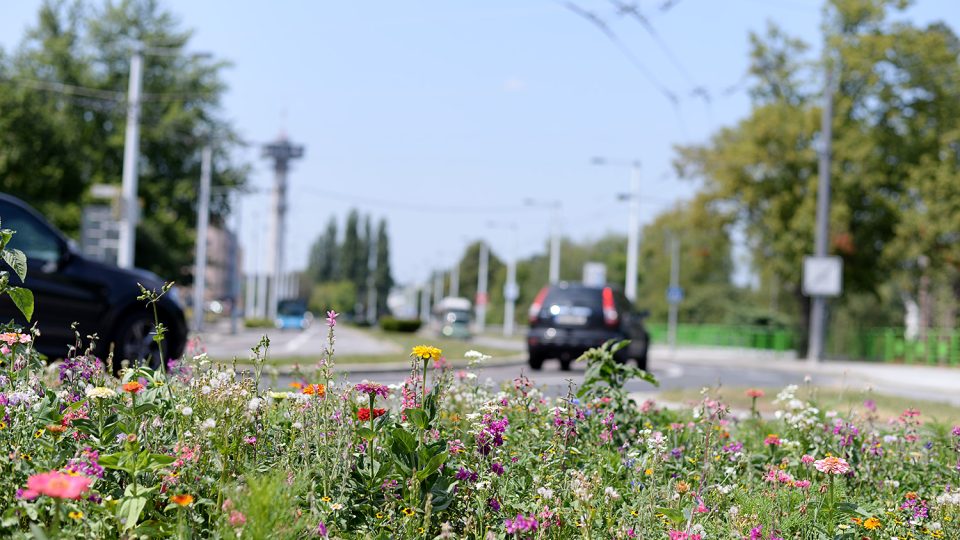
23,471,92,500
801,454,815,464
229,510,247,527
813,456,851,475
763,434,781,446
793,480,811,489
325,311,339,327
746,388,765,398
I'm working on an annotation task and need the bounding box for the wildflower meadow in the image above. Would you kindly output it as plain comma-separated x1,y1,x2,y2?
1,307,959,540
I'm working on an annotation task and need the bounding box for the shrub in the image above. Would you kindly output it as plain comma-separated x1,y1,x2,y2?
379,317,422,333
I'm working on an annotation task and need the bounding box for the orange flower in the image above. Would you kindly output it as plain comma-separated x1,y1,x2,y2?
122,381,144,394
302,384,326,397
905,492,917,500
289,382,304,390
45,424,67,435
171,494,194,506
863,517,881,530
746,388,765,398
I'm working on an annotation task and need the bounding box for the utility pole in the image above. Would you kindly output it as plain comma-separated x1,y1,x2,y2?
807,66,835,363
500,223,519,337
419,284,431,323
118,47,143,269
262,136,304,322
475,241,489,334
549,204,561,283
433,270,443,306
626,163,640,302
450,256,460,298
192,146,213,333
230,192,242,335
667,233,681,351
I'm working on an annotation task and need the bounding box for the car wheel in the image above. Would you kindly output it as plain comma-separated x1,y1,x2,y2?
111,313,167,371
634,351,648,371
559,356,573,371
528,351,544,370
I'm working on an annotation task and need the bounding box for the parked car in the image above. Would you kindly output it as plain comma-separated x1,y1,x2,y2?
275,299,313,330
0,193,188,368
526,282,649,371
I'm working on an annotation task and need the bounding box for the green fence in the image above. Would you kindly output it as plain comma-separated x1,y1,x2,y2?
826,327,960,366
647,323,960,366
646,323,795,352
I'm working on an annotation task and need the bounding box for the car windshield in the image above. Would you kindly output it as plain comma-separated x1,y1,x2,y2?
543,287,603,312
444,310,471,323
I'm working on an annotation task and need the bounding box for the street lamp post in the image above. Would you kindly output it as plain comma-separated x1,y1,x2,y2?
475,241,489,334
592,158,641,302
488,221,519,337
524,199,562,283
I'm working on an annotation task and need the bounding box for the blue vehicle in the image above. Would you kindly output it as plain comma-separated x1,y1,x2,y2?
275,299,313,330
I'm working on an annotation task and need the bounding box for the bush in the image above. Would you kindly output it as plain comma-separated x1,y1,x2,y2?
379,317,422,333
308,280,357,316
244,317,274,329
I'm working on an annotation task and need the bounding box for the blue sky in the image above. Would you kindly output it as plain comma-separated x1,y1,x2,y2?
1,1,957,287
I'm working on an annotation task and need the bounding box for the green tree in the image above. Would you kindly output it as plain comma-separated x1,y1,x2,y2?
0,0,246,281
306,217,338,284
374,218,393,317
340,210,362,300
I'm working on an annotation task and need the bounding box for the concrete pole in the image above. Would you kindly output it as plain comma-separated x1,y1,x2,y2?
807,67,835,363
549,204,561,283
504,258,517,337
266,161,287,321
245,273,255,323
433,271,443,306
118,48,143,269
192,146,212,332
419,285,431,323
229,196,241,335
625,163,640,302
366,233,378,324
667,233,680,351
476,242,489,334
450,257,460,298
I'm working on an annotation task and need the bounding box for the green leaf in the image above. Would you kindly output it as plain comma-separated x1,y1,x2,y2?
7,286,33,321
2,248,27,282
391,427,416,454
655,507,684,526
406,408,429,430
119,496,148,530
356,427,376,441
416,451,448,481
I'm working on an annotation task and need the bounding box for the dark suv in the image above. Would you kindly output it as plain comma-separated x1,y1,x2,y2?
0,193,187,366
526,282,649,371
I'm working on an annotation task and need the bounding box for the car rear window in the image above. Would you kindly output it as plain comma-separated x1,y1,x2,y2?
543,287,603,312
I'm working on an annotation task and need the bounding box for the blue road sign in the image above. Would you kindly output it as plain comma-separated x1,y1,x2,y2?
666,286,684,304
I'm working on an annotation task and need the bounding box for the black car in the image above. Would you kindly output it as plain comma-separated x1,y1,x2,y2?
526,282,649,371
0,193,187,366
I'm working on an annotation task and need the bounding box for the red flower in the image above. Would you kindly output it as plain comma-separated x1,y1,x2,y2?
123,381,144,394
357,408,386,421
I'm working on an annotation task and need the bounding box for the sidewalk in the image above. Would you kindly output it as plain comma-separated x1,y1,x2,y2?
655,344,960,406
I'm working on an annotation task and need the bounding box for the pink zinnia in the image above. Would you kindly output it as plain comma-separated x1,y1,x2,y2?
22,471,92,500
746,388,765,398
229,510,247,527
814,456,851,475
801,454,815,464
793,480,811,489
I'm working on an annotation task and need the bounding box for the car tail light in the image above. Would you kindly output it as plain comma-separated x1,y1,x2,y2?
602,287,618,327
528,287,549,323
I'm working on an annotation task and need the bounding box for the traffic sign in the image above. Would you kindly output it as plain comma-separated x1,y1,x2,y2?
803,256,843,297
503,283,519,301
666,286,684,304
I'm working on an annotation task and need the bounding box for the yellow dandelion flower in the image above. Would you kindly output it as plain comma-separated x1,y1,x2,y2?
644,468,653,476
411,345,442,361
68,511,84,520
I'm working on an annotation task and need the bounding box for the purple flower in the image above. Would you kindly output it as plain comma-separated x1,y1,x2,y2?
455,467,478,483
505,513,538,534
315,521,328,537
244,436,257,445
863,399,877,412
354,382,390,399
326,311,339,328
952,425,960,437
491,462,505,476
488,497,500,511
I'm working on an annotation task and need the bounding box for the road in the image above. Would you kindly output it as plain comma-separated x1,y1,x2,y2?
199,322,401,361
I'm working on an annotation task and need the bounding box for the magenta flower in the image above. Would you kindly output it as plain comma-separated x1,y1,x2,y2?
504,513,538,534
354,382,390,399
325,310,338,327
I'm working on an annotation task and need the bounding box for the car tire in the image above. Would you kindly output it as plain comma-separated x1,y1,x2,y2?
634,351,648,371
528,351,544,370
110,313,168,372
559,357,573,371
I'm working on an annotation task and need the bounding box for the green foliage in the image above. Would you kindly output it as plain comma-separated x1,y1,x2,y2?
577,340,658,408
0,0,247,281
379,317,422,333
308,280,357,316
0,221,34,320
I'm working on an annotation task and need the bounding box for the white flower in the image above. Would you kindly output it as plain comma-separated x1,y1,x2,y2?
85,386,117,399
201,418,216,430
928,522,942,531
690,524,706,538
728,505,739,518
181,406,193,417
717,485,733,495
330,503,344,511
603,486,620,500
292,421,303,430
825,410,837,418
201,385,211,395
193,353,209,362
248,397,261,412
537,487,554,500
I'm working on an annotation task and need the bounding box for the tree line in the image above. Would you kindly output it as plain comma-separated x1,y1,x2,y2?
305,209,393,321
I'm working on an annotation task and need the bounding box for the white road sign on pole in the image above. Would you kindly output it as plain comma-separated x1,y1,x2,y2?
803,256,843,297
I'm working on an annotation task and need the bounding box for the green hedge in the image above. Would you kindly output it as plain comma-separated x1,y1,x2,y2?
380,317,422,333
